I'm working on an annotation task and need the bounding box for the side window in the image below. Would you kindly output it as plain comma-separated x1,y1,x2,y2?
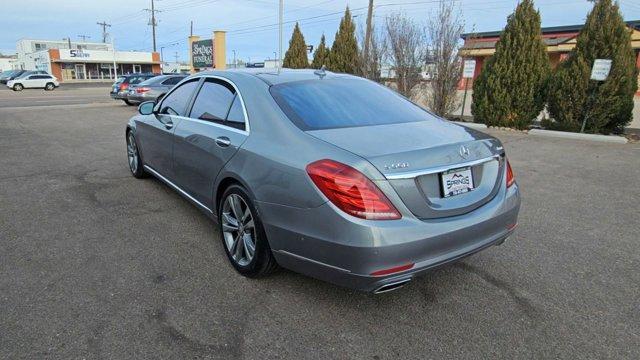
162,77,183,85
159,80,199,116
225,95,246,130
189,79,236,124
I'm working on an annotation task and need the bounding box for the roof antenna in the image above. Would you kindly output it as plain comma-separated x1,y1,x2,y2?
314,65,327,79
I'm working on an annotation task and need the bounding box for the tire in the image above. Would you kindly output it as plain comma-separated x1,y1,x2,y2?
126,131,148,179
13,84,23,91
45,83,55,91
124,99,135,106
218,185,278,277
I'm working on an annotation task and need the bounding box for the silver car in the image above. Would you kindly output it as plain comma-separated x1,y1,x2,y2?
125,69,520,293
126,74,187,105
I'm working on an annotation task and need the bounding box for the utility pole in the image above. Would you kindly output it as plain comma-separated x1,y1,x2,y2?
278,0,283,73
190,20,193,37
232,50,237,69
78,35,91,42
174,52,179,64
144,0,161,52
363,0,374,78
97,21,111,43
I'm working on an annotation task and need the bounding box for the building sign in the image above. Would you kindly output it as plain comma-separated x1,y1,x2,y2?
70,49,90,58
462,59,476,78
590,59,612,81
192,39,214,68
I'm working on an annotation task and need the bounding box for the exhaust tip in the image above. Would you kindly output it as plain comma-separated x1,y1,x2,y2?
373,278,412,294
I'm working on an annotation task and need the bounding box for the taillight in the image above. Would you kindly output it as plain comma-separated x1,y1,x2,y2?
136,87,150,94
370,263,414,276
506,159,515,188
306,159,401,220
119,83,128,91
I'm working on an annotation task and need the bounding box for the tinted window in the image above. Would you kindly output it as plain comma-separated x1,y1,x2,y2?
189,79,236,123
271,78,435,130
225,95,246,130
159,80,199,116
162,76,184,85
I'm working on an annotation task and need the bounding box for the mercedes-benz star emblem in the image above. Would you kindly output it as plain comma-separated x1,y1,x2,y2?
459,145,470,159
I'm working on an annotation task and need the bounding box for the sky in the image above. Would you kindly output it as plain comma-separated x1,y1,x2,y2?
1,0,639,63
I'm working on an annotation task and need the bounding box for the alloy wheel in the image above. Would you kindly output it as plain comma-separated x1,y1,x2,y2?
221,194,256,266
127,132,139,174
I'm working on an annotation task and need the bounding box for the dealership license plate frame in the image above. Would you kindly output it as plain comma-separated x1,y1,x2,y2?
440,167,475,198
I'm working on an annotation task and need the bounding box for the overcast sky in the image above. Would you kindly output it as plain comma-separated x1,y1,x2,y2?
2,0,639,63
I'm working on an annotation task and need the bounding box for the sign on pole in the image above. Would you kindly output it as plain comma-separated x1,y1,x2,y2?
590,59,612,81
191,39,214,68
462,59,476,78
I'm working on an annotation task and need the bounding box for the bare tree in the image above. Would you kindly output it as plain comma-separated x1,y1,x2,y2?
385,13,425,97
358,24,387,82
426,1,464,116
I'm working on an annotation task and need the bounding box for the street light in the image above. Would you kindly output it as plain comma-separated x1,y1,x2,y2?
273,51,277,68
160,42,180,72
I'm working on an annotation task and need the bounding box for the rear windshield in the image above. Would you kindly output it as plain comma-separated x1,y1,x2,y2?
270,78,434,130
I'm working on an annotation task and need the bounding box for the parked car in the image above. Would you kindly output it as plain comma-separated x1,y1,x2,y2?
110,73,158,105
125,70,520,293
0,69,46,84
7,73,59,91
125,74,186,105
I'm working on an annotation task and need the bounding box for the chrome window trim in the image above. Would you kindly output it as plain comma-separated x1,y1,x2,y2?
186,75,251,135
385,155,501,180
143,165,213,214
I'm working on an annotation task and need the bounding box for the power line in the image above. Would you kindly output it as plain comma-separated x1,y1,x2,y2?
77,35,91,42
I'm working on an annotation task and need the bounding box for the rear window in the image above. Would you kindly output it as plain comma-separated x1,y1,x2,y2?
270,78,434,130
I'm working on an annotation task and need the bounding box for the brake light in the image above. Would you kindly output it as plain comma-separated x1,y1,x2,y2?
119,83,128,91
506,159,515,188
306,159,401,220
136,87,150,94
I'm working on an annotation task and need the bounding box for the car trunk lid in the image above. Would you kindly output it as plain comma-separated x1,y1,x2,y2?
307,120,506,219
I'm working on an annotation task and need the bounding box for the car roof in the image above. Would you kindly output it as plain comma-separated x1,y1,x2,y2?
195,68,353,86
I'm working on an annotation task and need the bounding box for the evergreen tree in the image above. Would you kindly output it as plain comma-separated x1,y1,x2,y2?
328,7,359,74
471,0,550,129
547,0,637,134
283,23,309,69
311,34,331,69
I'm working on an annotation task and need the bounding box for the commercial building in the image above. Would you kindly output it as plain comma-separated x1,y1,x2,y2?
458,20,640,94
0,55,17,72
16,39,160,82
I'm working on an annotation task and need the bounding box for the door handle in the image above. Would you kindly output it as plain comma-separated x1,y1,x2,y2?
164,121,173,130
215,136,231,147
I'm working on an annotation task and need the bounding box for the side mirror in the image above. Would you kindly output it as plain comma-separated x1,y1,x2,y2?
138,101,155,115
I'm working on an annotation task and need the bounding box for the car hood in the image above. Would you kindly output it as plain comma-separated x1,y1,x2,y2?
306,119,502,178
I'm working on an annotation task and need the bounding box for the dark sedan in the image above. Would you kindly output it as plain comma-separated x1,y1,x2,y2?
125,74,186,105
110,73,157,105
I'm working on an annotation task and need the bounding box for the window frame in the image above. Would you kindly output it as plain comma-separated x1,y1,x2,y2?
155,78,201,117
184,75,250,134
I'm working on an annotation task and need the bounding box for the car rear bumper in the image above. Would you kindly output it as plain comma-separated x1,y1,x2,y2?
258,183,520,292
126,94,156,103
110,92,127,100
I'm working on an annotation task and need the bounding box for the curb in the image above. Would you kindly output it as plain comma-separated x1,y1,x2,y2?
528,129,628,144
454,122,487,130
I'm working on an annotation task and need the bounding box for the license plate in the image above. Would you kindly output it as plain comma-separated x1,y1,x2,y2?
440,167,474,198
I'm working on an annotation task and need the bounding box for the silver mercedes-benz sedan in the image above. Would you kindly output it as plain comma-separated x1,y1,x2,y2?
125,69,520,293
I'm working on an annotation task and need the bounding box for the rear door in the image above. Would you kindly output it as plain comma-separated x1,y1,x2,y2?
135,78,200,180
172,77,249,208
22,75,40,88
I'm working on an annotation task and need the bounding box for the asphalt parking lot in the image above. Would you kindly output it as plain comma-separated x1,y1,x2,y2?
1,88,638,359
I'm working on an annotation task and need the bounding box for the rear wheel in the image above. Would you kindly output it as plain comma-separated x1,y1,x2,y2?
13,83,23,91
124,99,136,106
126,131,147,178
219,185,278,277
45,83,55,91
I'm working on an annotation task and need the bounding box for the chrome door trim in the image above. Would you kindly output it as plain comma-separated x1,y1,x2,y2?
143,165,213,214
385,155,501,180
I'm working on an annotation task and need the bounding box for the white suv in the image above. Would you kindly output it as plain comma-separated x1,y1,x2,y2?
7,74,59,91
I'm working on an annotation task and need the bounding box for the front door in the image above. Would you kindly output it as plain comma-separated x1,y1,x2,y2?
133,64,142,73
172,78,249,208
136,79,200,181
74,64,86,80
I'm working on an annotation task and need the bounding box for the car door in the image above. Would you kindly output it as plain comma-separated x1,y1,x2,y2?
135,78,200,181
22,75,39,88
172,77,249,208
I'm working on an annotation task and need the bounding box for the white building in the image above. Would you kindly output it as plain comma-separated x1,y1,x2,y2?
0,55,17,72
15,39,160,82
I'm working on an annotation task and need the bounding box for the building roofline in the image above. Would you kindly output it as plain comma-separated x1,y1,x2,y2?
462,19,640,39
16,38,113,46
